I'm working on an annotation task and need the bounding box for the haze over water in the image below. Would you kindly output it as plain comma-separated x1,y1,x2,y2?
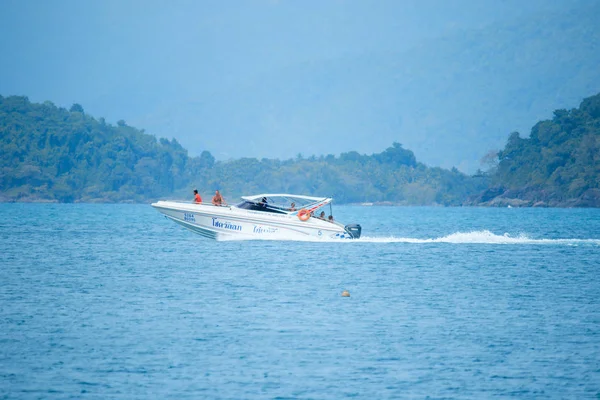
1,204,599,398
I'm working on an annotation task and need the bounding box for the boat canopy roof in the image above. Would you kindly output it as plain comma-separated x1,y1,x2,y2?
239,194,333,214
242,194,329,203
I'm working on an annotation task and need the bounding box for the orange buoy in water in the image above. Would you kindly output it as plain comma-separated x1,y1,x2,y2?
341,290,350,297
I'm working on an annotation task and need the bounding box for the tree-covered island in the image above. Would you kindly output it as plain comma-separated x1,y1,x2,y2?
1,93,598,206
467,92,600,207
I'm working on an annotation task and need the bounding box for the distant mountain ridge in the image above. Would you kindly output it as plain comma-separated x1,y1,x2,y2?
135,0,600,172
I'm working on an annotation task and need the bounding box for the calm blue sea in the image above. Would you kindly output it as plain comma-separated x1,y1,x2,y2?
1,204,600,399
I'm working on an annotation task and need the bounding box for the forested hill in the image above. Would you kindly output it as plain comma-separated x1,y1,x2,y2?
469,93,600,207
0,95,487,204
0,96,196,203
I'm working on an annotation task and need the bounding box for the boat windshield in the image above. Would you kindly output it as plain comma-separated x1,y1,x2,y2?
235,200,287,214
236,194,332,215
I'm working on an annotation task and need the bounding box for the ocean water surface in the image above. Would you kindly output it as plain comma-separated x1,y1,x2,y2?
1,204,599,399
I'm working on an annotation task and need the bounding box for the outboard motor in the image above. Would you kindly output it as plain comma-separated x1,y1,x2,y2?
344,224,362,239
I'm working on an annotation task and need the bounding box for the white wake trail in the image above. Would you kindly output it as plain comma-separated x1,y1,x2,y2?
219,230,600,245
357,230,600,245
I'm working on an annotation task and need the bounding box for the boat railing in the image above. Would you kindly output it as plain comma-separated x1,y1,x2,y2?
158,199,230,207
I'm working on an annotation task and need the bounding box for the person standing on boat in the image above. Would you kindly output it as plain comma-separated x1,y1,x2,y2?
212,190,226,206
193,189,202,204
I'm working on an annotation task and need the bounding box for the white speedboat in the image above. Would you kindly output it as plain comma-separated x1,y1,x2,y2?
151,194,362,240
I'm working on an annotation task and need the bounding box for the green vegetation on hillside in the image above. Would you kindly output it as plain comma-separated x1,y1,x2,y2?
206,144,484,205
3,92,597,206
471,93,600,207
0,96,194,202
0,95,487,204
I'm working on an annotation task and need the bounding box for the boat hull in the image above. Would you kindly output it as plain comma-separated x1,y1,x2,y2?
152,201,357,240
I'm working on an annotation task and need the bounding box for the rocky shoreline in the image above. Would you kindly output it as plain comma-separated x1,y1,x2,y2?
465,187,600,208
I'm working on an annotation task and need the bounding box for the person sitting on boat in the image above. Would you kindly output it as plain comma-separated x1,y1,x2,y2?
193,189,202,204
289,202,296,211
328,215,334,222
212,190,225,206
259,197,268,208
318,211,326,220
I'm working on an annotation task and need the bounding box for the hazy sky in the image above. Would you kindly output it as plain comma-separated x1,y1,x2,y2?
0,0,582,163
0,0,561,109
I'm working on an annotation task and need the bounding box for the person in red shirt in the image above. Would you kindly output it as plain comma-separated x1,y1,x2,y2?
193,189,202,204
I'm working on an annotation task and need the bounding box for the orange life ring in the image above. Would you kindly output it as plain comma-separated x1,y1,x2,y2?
297,209,310,221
